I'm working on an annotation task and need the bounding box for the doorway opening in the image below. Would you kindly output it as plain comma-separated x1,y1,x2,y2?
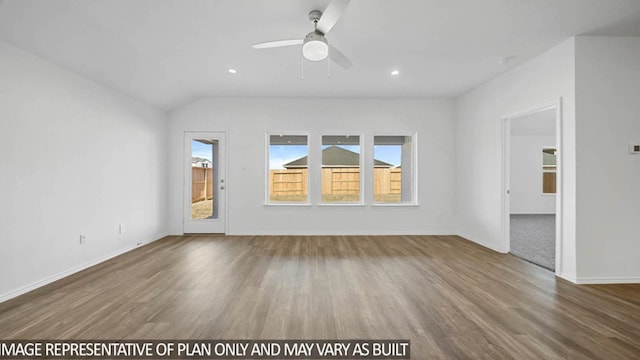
503,103,561,273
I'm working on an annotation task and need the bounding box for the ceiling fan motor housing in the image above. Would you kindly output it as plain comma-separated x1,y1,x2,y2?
302,31,329,61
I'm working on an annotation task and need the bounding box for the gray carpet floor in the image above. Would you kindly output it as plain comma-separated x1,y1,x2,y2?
510,214,555,270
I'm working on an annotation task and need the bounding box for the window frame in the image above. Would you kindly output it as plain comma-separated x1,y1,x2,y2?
265,132,311,206
542,146,557,196
371,132,419,206
318,133,365,206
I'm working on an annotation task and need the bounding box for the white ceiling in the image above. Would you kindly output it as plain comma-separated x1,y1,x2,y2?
1,0,640,111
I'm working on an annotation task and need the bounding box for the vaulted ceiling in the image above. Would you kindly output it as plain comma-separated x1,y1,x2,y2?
2,0,640,110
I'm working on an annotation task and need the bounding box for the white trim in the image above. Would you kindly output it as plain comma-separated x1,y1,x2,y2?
224,131,230,233
555,274,640,286
263,203,312,207
501,99,563,275
457,232,507,253
317,203,367,207
227,230,455,236
510,212,556,215
554,100,564,277
574,276,640,284
371,203,420,207
412,132,419,205
557,272,577,283
501,118,511,253
0,236,166,304
502,103,557,121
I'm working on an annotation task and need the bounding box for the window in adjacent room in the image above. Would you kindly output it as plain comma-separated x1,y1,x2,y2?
267,134,309,204
321,135,362,204
542,147,557,194
373,135,417,204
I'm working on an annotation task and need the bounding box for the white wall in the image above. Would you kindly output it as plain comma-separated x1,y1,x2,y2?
4,33,636,303
0,41,169,301
168,98,456,236
510,135,556,214
455,38,576,280
574,36,640,282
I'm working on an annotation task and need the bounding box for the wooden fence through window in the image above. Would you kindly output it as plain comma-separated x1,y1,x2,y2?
192,167,213,203
269,168,401,199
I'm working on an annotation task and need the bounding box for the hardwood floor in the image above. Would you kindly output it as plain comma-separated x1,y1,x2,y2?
1,235,639,359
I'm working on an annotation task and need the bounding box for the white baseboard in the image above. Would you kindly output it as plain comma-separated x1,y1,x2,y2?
456,232,507,253
226,230,457,236
0,235,167,304
574,276,640,284
556,272,640,284
510,212,556,215
557,272,578,283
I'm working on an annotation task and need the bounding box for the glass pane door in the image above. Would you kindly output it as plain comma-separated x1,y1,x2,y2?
184,132,225,233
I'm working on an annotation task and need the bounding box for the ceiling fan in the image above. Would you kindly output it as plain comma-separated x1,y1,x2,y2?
252,0,353,69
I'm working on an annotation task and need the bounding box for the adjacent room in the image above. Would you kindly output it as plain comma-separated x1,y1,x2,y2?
508,107,558,270
1,0,640,358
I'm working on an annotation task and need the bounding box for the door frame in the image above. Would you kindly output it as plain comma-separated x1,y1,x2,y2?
501,98,563,276
183,131,228,234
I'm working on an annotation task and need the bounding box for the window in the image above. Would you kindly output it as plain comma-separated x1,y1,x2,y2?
266,133,417,205
191,139,216,219
542,147,557,194
373,135,416,204
321,135,361,203
267,135,309,203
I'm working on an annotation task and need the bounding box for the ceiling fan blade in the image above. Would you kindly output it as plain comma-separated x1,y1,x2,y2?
252,39,303,49
316,0,351,35
329,45,353,69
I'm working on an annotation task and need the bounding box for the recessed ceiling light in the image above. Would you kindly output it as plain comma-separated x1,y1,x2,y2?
390,70,400,76
227,68,238,74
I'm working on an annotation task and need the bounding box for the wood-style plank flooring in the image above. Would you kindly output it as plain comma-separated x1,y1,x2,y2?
1,235,639,359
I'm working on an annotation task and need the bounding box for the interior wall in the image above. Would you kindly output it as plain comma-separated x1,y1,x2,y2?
574,36,640,282
0,41,169,301
510,134,556,214
455,38,576,281
168,98,456,236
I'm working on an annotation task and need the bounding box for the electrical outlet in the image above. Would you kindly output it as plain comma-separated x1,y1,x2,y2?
630,144,640,154
119,223,126,234
79,234,87,244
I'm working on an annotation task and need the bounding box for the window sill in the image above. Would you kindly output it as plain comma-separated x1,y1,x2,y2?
318,203,366,207
372,203,420,207
264,202,312,207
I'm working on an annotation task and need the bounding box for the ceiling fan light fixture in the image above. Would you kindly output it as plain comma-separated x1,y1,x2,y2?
302,31,329,61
